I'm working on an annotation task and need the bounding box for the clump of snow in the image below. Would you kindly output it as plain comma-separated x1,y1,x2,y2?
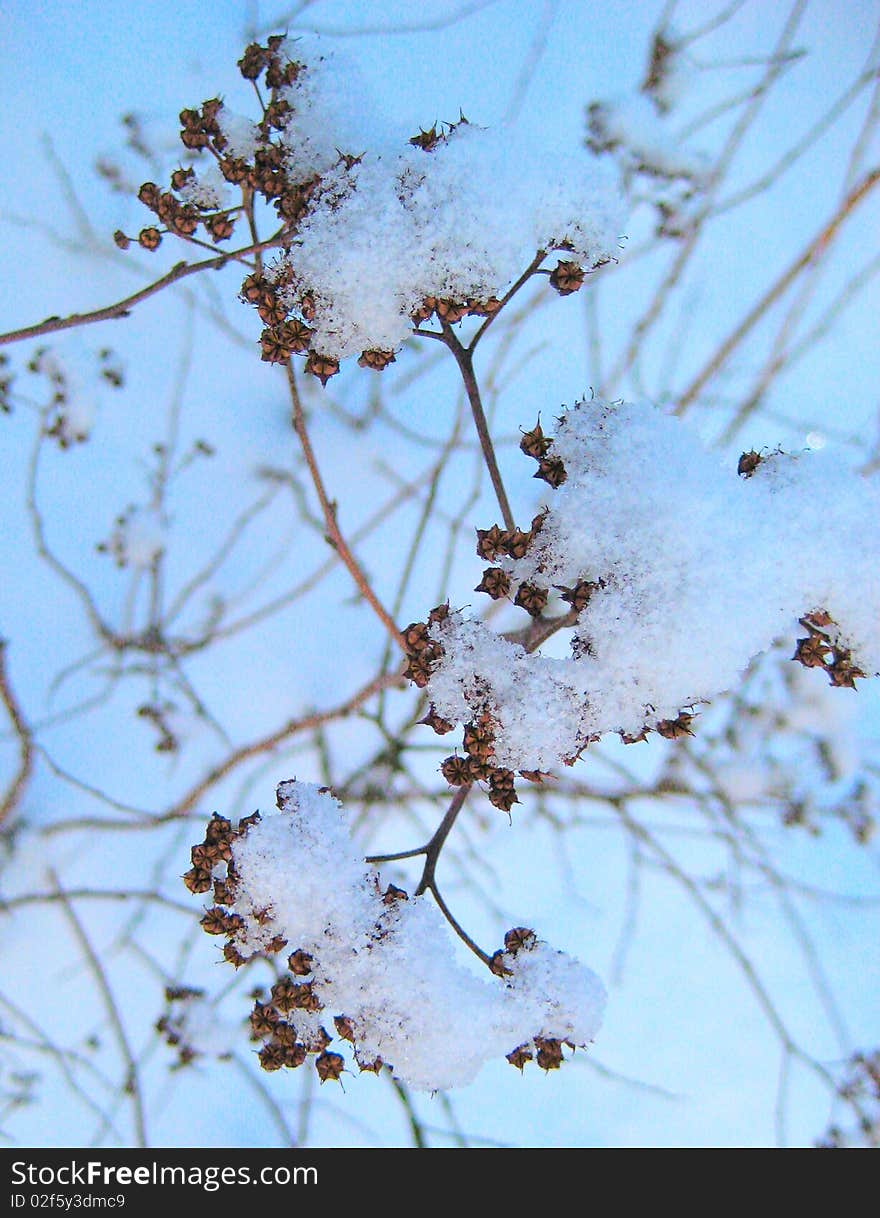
673,644,877,841
243,33,624,361
588,94,708,183
279,124,621,358
228,781,605,1090
277,34,390,179
216,109,262,161
425,399,880,771
178,162,230,210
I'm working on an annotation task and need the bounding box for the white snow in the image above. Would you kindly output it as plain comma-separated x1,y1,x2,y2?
229,781,606,1090
426,399,880,770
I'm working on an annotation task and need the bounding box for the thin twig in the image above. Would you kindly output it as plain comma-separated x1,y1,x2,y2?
440,326,515,531
50,872,148,1147
0,641,33,826
675,168,880,427
0,236,283,348
287,362,408,652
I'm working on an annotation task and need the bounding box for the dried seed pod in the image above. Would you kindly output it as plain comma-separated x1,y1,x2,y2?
435,298,467,324
237,812,261,835
619,728,649,745
514,581,548,618
520,420,551,461
205,814,233,844
476,524,510,561
280,319,313,353
265,98,292,129
283,1042,308,1069
190,843,219,868
518,769,551,783
441,754,472,787
403,621,431,652
505,529,533,560
462,719,494,761
240,272,266,305
222,942,247,968
404,651,435,689
260,326,293,363
737,450,762,477
655,713,694,739
138,227,162,251
409,126,440,151
549,260,585,295
315,1051,345,1083
535,456,567,487
238,43,267,78
475,566,511,600
411,296,436,323
334,1015,357,1042
828,652,865,688
183,865,212,895
258,1043,286,1072
207,214,235,242
490,950,512,977
357,348,396,371
272,1022,298,1049
200,907,244,936
250,1001,279,1039
559,580,596,613
467,296,502,317
170,166,195,192
793,635,833,668
535,1037,564,1070
290,982,322,1013
504,927,537,955
270,978,298,1014
288,949,314,976
506,1044,534,1070
304,351,340,386
419,705,455,734
137,182,160,210
488,769,519,812
220,157,250,184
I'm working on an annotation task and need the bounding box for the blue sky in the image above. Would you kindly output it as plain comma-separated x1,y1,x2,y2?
1,0,879,1149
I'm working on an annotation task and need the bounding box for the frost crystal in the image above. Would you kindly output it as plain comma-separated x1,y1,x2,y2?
202,781,605,1090
425,399,880,771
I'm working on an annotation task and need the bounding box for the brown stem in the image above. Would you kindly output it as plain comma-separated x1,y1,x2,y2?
50,871,148,1147
0,235,284,348
0,640,33,827
468,249,546,352
675,167,880,427
425,879,493,968
414,783,473,896
441,326,515,532
286,362,408,653
164,670,400,824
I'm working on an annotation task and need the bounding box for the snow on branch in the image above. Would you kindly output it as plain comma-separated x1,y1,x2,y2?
184,782,606,1090
410,399,880,788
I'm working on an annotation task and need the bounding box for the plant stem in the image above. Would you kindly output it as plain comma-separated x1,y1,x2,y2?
441,326,515,532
